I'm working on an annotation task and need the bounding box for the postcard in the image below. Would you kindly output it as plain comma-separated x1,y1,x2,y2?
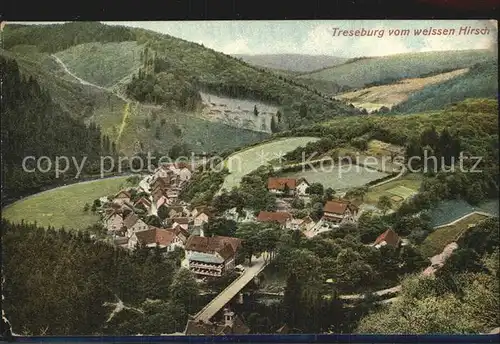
1,20,498,337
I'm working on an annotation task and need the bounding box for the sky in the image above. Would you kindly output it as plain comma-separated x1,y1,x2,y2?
8,20,498,57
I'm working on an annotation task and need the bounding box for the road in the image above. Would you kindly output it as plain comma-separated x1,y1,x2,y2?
194,253,270,322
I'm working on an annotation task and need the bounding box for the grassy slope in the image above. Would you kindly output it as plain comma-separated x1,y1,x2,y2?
54,41,143,88
2,44,270,156
420,213,490,258
299,50,496,88
334,68,469,112
2,176,131,231
393,60,498,113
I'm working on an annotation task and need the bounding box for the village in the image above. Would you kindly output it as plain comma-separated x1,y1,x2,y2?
94,160,412,335
101,164,403,270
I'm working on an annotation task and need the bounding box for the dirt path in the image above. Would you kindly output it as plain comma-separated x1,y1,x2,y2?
51,55,129,102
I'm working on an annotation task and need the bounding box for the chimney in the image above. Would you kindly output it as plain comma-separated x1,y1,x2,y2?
223,308,234,327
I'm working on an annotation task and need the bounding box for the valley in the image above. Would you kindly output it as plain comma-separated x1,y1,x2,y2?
1,21,499,338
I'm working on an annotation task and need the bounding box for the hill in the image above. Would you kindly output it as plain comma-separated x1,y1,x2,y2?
334,68,469,113
233,54,348,73
277,98,498,209
2,23,361,130
298,49,497,89
393,60,498,113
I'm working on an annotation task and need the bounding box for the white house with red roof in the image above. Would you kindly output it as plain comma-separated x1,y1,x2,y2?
322,199,359,226
372,228,402,249
256,211,293,229
185,235,242,277
128,226,185,251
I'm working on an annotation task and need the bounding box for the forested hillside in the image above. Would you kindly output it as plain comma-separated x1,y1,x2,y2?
0,56,116,199
1,220,200,335
393,61,498,113
299,50,496,89
279,99,499,209
2,23,361,129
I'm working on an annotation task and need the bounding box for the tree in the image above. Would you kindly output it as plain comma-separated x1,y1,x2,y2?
169,268,199,313
270,116,279,133
204,218,237,237
145,215,162,227
346,186,368,201
310,202,324,221
306,183,324,195
377,195,392,215
254,105,259,116
291,197,305,209
323,187,336,202
299,102,308,118
83,203,90,212
157,205,169,220
276,110,282,123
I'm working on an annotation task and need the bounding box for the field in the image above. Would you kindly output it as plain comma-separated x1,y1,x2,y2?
2,176,131,231
280,163,389,192
334,69,468,112
298,49,495,88
218,137,319,192
420,212,490,258
364,173,423,209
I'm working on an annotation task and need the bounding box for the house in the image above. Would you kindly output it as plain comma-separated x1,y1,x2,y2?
128,226,185,251
193,207,213,227
257,211,293,229
171,217,190,231
123,213,149,238
296,178,310,196
104,213,124,233
184,308,249,335
185,235,242,277
150,176,173,193
134,197,152,212
267,177,297,196
372,228,401,248
113,190,131,205
289,216,315,231
169,206,186,218
322,199,359,226
170,225,190,243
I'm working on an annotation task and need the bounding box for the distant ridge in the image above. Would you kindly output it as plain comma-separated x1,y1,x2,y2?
233,54,348,73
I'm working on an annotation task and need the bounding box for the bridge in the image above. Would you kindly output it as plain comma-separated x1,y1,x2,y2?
193,252,271,323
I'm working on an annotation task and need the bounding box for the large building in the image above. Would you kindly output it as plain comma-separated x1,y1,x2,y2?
322,199,359,226
185,235,242,277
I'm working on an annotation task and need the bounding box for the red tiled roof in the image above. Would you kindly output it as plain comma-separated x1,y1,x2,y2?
162,162,193,171
257,211,292,224
323,199,358,214
115,190,131,198
172,217,190,224
123,213,139,229
134,197,151,207
185,235,242,257
135,227,177,246
374,228,401,247
267,178,297,190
